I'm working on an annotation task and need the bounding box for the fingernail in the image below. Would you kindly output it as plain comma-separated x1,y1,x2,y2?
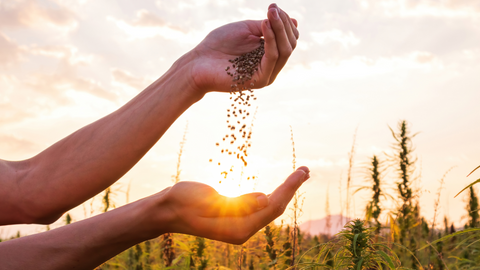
272,8,279,20
257,195,268,210
303,172,310,182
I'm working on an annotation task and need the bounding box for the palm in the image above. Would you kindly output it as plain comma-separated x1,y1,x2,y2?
191,21,267,93
164,166,309,244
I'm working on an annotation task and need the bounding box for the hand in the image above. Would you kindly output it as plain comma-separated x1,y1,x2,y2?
154,166,310,244
189,3,299,95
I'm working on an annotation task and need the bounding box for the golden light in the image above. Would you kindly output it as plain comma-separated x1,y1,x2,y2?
206,153,259,198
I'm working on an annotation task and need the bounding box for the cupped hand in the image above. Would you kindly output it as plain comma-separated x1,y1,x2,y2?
189,4,299,95
159,166,309,244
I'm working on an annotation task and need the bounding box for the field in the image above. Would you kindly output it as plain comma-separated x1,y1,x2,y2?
4,120,478,270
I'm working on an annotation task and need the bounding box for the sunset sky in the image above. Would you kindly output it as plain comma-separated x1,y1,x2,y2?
1,0,480,237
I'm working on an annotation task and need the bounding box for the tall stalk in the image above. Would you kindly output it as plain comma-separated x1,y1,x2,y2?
367,155,382,234
466,186,480,228
162,122,188,267
346,129,357,221
390,120,418,268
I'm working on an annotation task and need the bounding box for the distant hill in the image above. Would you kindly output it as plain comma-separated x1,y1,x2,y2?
299,215,352,236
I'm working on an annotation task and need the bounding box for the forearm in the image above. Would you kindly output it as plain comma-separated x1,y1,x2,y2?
0,194,168,270
0,51,202,225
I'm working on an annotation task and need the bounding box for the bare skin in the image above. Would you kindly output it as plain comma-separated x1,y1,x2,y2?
0,4,306,270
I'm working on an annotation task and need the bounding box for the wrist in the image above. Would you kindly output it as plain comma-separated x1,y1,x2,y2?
139,188,175,239
164,48,206,101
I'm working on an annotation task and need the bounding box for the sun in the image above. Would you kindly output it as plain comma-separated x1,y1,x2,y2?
206,154,259,198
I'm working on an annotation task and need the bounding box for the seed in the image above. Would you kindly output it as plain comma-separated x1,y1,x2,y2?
216,39,263,180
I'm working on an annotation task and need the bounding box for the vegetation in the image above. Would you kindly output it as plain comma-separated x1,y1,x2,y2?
2,120,480,269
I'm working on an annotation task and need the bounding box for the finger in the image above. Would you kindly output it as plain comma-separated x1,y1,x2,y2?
258,18,278,86
266,166,310,218
267,6,293,84
225,192,269,216
194,167,310,244
200,192,269,218
244,20,264,38
292,18,298,28
277,6,298,49
285,14,299,40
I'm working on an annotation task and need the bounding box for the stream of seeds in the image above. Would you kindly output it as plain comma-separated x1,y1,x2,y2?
210,39,265,183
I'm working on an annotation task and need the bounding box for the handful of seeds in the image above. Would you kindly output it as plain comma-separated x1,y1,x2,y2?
209,38,265,183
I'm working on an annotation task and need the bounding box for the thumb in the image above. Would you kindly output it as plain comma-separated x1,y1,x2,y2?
266,166,310,218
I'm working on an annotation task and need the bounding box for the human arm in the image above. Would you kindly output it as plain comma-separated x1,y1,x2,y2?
0,4,299,225
0,167,310,270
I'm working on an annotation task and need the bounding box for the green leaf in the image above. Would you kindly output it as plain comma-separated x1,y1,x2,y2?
353,233,360,257
454,178,480,198
391,243,424,270
377,250,395,269
356,257,364,270
175,240,190,252
418,228,480,250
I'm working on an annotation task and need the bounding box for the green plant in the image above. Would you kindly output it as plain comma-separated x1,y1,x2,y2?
465,186,480,229
264,225,278,267
337,219,398,269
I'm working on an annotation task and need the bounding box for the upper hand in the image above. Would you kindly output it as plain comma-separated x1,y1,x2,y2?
189,4,299,95
152,166,309,244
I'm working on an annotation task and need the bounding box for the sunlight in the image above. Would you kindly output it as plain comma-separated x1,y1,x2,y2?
205,154,259,198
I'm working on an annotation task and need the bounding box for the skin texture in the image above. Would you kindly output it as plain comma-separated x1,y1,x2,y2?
0,4,306,270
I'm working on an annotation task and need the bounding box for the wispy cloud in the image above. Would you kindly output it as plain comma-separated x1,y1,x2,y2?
311,29,360,49
0,0,78,31
360,0,480,18
111,68,150,91
0,134,39,156
0,33,23,66
107,10,192,42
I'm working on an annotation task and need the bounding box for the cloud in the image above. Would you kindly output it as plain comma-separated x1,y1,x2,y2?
131,10,167,27
282,51,442,81
26,67,115,102
360,0,480,18
111,68,150,91
107,10,191,41
27,44,94,65
311,29,360,49
0,134,39,156
0,0,77,31
0,32,23,66
0,102,32,125
413,51,436,64
18,45,116,102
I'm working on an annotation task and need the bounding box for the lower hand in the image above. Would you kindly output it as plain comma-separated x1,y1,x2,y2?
150,166,309,244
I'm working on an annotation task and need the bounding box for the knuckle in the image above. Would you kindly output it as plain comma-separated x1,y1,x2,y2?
270,50,279,59
280,47,293,56
273,204,286,217
291,41,297,50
